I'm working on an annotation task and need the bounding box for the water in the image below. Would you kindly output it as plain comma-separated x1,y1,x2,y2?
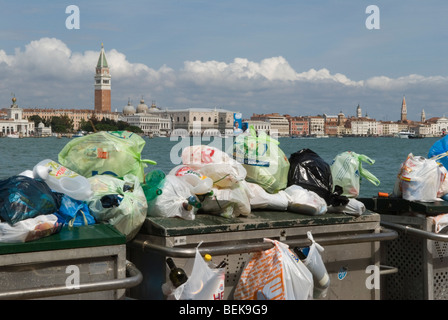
0,135,441,198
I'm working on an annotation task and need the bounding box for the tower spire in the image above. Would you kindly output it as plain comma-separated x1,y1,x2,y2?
401,95,407,122
94,43,111,113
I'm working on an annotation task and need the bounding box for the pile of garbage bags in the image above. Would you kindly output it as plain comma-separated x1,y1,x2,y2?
0,127,383,244
0,131,155,243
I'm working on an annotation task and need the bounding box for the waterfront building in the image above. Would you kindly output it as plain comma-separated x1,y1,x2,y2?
36,122,52,137
350,117,378,136
120,99,172,136
0,97,35,137
167,108,234,136
380,121,399,137
245,120,271,134
323,114,339,136
286,116,309,136
308,116,326,137
250,113,289,136
23,108,119,131
94,44,111,113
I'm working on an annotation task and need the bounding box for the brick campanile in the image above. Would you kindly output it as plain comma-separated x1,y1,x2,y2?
94,43,111,113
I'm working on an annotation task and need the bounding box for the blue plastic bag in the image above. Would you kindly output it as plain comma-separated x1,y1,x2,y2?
56,195,96,227
0,175,62,225
428,135,448,169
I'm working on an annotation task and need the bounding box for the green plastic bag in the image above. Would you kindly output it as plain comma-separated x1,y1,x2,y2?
58,131,156,183
330,151,380,198
234,126,290,194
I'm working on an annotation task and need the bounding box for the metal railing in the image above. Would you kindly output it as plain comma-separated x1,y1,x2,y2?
0,260,142,300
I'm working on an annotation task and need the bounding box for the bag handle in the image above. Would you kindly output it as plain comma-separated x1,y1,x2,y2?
357,153,381,186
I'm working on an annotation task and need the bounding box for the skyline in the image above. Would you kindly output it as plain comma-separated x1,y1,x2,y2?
0,1,448,121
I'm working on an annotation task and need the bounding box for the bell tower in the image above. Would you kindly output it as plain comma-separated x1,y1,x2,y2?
94,43,111,113
401,96,407,122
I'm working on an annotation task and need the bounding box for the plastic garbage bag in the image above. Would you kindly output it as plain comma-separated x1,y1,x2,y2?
168,165,213,195
284,185,327,216
428,135,448,170
246,182,289,211
199,183,252,218
58,131,156,183
234,127,290,193
293,231,330,299
392,153,445,202
147,175,196,220
88,174,147,241
56,195,96,227
327,198,366,216
0,175,62,225
0,214,62,243
330,151,380,198
234,239,313,300
181,145,246,188
288,148,348,207
162,244,226,300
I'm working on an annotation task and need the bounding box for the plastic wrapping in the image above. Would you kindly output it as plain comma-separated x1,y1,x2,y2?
284,185,327,216
0,214,62,243
0,175,62,225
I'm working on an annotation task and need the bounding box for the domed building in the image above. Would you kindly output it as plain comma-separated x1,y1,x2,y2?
0,96,35,137
136,98,149,114
122,99,136,116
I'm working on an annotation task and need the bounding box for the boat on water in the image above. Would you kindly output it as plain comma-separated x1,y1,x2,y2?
72,131,84,138
397,131,417,139
6,134,20,139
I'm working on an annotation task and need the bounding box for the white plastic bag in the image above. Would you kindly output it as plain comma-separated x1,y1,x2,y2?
294,232,330,299
147,175,196,220
234,239,313,300
181,145,247,188
327,198,366,216
200,183,251,218
162,245,226,300
0,214,61,243
284,185,327,215
88,174,147,241
247,182,289,211
393,153,445,202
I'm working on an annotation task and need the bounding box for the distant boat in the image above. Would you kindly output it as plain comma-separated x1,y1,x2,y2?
397,131,415,139
6,134,20,139
72,131,84,138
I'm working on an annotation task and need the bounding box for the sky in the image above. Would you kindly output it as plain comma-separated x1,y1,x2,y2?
0,0,448,121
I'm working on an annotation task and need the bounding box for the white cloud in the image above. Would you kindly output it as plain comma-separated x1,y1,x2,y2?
0,37,447,120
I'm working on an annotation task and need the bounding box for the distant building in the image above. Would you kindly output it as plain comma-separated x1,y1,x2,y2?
36,122,52,137
250,113,289,136
400,96,407,122
95,44,111,113
0,97,34,137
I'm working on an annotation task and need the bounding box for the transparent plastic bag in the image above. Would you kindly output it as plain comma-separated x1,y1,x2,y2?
330,151,380,198
88,174,147,241
162,244,226,300
284,185,327,216
58,131,156,183
234,127,289,193
0,214,62,243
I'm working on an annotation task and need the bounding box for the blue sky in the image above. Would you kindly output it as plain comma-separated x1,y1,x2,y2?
1,0,448,121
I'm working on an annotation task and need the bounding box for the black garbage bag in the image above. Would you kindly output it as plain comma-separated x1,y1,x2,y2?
0,175,62,225
287,149,349,207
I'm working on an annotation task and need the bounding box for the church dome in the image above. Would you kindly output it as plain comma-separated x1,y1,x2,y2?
123,100,135,115
38,122,45,128
136,99,148,114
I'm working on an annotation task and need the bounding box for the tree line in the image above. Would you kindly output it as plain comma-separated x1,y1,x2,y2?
29,114,143,134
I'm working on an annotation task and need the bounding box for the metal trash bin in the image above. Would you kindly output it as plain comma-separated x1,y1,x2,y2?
360,197,448,300
128,210,396,300
0,224,142,300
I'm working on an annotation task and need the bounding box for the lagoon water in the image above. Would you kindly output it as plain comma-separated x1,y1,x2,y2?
0,135,441,198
